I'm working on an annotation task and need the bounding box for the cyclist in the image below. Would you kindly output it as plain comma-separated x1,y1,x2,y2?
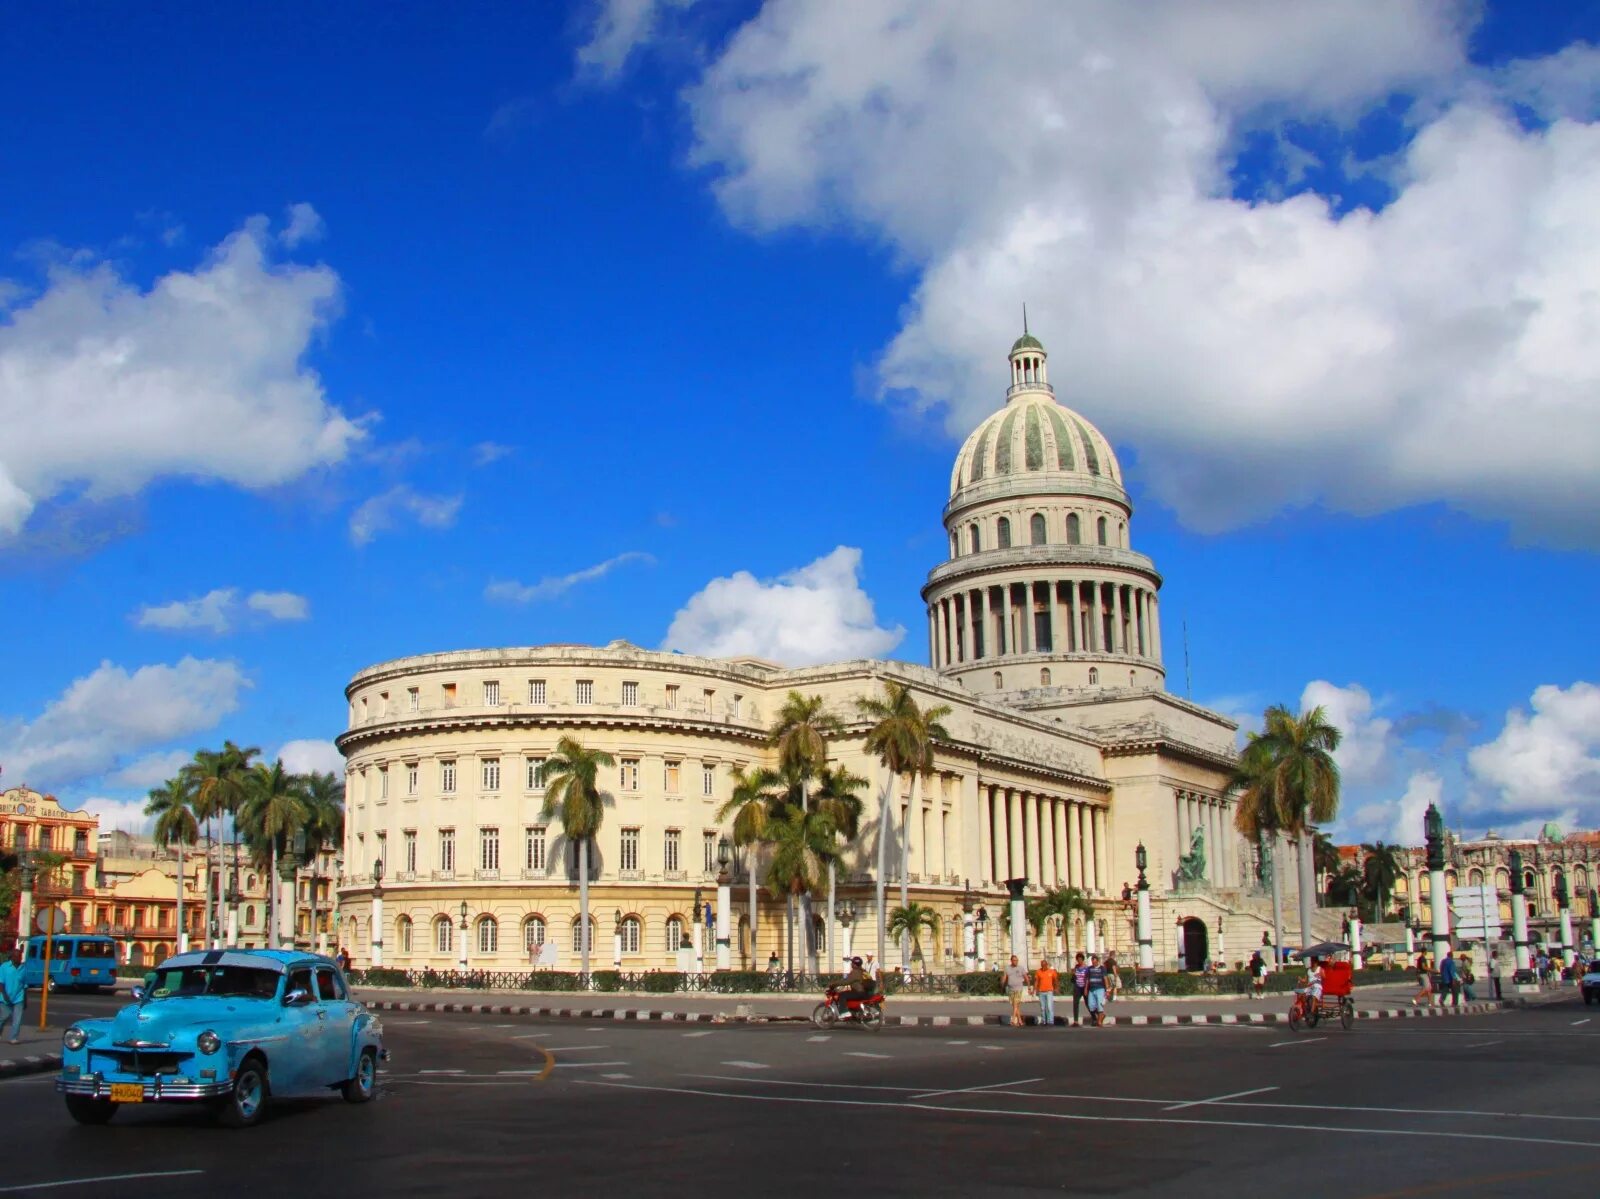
1295,955,1324,1014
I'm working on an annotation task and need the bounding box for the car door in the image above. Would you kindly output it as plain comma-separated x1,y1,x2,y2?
313,966,358,1085
275,966,323,1095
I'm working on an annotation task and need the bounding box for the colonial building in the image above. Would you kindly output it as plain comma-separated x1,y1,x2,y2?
336,332,1319,973
1,787,98,942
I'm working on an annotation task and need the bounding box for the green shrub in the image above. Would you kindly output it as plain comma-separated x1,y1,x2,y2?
590,970,621,992
955,971,1004,996
353,967,411,988
640,972,683,994
521,971,584,992
706,970,770,993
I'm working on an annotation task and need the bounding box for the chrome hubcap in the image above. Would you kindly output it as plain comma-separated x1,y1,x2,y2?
359,1056,374,1091
237,1074,262,1116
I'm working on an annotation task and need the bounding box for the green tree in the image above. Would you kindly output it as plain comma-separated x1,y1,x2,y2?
238,759,309,948
1254,704,1343,952
145,773,201,949
1026,886,1095,957
719,764,778,968
766,692,841,970
855,681,952,968
762,802,838,975
185,741,259,946
1230,737,1285,964
1361,841,1403,918
299,771,345,949
887,901,941,967
540,736,615,979
1326,863,1364,909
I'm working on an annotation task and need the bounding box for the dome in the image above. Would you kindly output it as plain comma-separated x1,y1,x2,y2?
1011,332,1044,353
949,391,1123,498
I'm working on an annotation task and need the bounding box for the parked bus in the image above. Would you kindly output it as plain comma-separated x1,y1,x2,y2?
23,934,120,992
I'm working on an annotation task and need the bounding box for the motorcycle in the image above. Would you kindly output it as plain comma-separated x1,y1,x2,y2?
812,986,886,1030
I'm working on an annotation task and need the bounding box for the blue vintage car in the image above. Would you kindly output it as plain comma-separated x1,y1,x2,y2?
56,948,386,1127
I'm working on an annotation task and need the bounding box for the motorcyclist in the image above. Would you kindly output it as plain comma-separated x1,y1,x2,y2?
835,956,873,1009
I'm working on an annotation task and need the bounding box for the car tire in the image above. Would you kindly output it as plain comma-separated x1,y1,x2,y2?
217,1057,269,1128
341,1048,378,1104
63,1095,118,1125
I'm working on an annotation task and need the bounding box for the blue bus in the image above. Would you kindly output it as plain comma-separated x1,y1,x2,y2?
23,934,120,992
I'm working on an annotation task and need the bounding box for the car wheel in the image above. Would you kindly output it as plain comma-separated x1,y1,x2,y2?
341,1048,378,1104
217,1057,269,1128
63,1095,118,1125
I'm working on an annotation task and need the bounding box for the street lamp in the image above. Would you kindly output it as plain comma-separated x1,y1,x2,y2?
1554,873,1575,968
975,905,989,971
457,900,469,971
613,908,624,971
691,886,705,971
835,898,856,967
225,870,242,949
370,859,385,968
714,836,733,970
1133,842,1153,972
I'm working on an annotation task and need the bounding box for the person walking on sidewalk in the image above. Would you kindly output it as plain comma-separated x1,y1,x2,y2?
1412,951,1434,1007
1440,951,1461,1007
1103,952,1121,1005
1070,952,1088,1026
1084,954,1109,1027
1033,958,1059,1028
0,945,25,1044
1249,950,1267,998
1003,955,1029,1027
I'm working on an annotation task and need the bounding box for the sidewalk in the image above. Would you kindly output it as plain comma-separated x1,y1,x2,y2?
0,1023,64,1080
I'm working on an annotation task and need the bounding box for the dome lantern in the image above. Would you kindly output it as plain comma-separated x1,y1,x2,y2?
1008,313,1050,397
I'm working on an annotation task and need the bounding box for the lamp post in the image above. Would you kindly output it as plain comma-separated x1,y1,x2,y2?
1176,913,1186,971
715,835,732,971
225,870,241,949
1134,844,1154,972
612,909,623,971
691,886,704,973
1509,849,1532,976
836,899,856,967
960,881,977,971
1589,889,1600,959
370,859,385,969
1006,878,1027,964
457,900,469,972
277,835,301,950
975,906,989,971
1348,909,1363,969
1424,802,1451,965
1216,914,1226,971
16,855,35,959
1555,873,1575,969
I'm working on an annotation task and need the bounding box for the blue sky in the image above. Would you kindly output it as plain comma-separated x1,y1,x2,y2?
1,1,1598,844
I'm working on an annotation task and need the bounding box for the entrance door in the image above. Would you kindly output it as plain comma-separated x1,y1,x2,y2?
1181,918,1209,972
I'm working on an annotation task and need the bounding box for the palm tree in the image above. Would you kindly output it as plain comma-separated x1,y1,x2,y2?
238,759,309,949
540,736,615,980
185,741,259,947
762,803,838,975
1326,864,1364,909
887,901,940,968
1230,736,1284,967
1361,841,1403,918
856,681,952,969
719,764,777,968
299,772,345,950
1254,704,1343,953
145,774,200,950
813,763,867,969
1313,831,1341,904
1027,886,1095,958
766,692,840,970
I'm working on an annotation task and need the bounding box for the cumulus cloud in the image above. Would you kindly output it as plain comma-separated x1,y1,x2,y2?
79,795,156,835
275,738,345,779
1301,680,1394,786
576,0,696,80
0,657,250,790
349,485,462,545
133,588,310,633
650,2,1600,544
0,213,363,540
280,202,326,248
1467,681,1600,823
472,441,514,466
662,545,904,666
1344,769,1443,846
107,748,194,790
486,551,654,604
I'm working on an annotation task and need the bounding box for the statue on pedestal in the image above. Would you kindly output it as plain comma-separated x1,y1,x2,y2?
1177,826,1207,884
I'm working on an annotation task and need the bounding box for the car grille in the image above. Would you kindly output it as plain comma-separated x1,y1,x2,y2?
92,1050,192,1075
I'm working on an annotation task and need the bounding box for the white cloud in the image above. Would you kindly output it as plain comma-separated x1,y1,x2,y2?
280,202,326,248
1467,681,1600,822
486,551,654,604
1344,769,1442,846
0,657,250,790
577,0,696,80
471,441,514,466
348,485,463,545
0,214,363,540
1301,680,1393,786
665,2,1600,545
662,545,904,666
79,795,155,835
133,587,309,633
107,748,194,790
275,738,345,779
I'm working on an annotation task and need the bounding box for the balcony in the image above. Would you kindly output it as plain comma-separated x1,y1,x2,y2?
395,871,417,883
475,869,501,881
431,870,457,882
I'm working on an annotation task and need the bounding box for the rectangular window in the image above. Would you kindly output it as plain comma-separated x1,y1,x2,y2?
703,688,714,713
664,684,679,710
732,693,743,717
406,763,418,796
620,827,640,872
703,831,716,874
528,679,546,704
702,763,715,797
664,829,681,874
575,679,594,704
440,759,457,793
480,827,499,872
525,826,547,872
439,829,456,874
376,831,387,870
482,757,501,791
361,697,369,719
403,830,417,873
483,680,500,706
379,767,389,799
525,756,546,789
407,687,419,711
621,680,639,706
442,682,457,706
620,758,640,791
664,760,681,794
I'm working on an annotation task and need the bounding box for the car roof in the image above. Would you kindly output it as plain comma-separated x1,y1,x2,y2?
157,948,336,974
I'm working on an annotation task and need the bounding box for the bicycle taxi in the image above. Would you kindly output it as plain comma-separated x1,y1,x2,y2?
1286,942,1356,1032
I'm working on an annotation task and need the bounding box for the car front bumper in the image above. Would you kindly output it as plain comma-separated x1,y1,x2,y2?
58,1074,234,1101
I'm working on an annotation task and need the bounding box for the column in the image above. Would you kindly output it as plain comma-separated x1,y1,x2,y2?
1219,800,1233,887
998,586,1011,656
1007,789,1024,883
972,589,986,659
1070,581,1082,652
1133,590,1145,657
1054,801,1070,889
1088,583,1102,652
1064,803,1079,888
1093,806,1107,893
1149,593,1162,663
977,786,992,886
1049,582,1063,658
1208,802,1220,885
1041,799,1057,886
1112,585,1125,654
991,787,1008,882
1076,804,1090,892
1016,582,1031,654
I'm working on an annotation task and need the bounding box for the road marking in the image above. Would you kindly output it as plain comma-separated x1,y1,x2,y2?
1164,1086,1279,1112
534,1044,609,1052
977,1044,1005,1052
1268,1037,1326,1048
1574,1019,1592,1027
497,1069,549,1075
682,1031,714,1038
691,1074,920,1093
387,1019,432,1025
1464,1041,1504,1049
721,1060,770,1070
844,1051,890,1059
575,1080,1600,1150
551,1060,630,1069
945,1040,969,1045
807,1035,831,1043
0,1171,205,1194
601,1073,632,1079
913,1077,1044,1101
419,1068,464,1074
511,1033,549,1040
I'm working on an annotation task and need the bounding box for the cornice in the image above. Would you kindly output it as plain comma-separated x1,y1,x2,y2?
922,544,1162,598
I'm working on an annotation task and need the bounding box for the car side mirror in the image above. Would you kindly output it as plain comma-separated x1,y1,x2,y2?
131,986,145,1001
285,987,314,1006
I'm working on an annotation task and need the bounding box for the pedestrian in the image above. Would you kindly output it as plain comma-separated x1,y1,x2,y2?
1002,954,1029,1027
864,952,881,989
766,951,781,972
335,946,352,973
1488,954,1503,1001
1440,950,1461,1007
0,945,26,1044
1461,960,1477,1002
1085,953,1109,1026
1104,952,1120,1005
1411,950,1433,1007
1070,952,1087,1026
1249,950,1267,998
1033,957,1059,1028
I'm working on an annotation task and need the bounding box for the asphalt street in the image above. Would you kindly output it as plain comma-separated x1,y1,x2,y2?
1,991,1595,1198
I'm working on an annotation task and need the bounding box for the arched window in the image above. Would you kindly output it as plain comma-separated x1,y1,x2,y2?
434,916,453,954
245,905,256,925
1088,668,1099,685
993,671,1003,690
1118,521,1126,547
397,916,413,954
1468,868,1484,886
1066,513,1081,544
247,874,258,891
969,524,981,553
523,915,546,953
571,915,595,954
621,916,642,955
1096,516,1108,546
1524,870,1536,890
1495,868,1509,892
997,517,1012,549
477,916,498,955
1040,668,1051,686
666,916,686,952
1030,513,1046,545
949,533,958,557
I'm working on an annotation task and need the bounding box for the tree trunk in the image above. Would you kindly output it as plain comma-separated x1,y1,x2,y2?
826,860,836,974
785,891,795,977
747,848,758,969
175,842,186,952
268,841,278,949
875,763,891,968
202,825,214,950
899,772,917,969
579,837,591,981
798,778,816,973
1268,833,1284,972
1297,828,1316,953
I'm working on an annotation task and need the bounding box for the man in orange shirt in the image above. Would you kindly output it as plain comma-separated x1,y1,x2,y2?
1032,958,1060,1028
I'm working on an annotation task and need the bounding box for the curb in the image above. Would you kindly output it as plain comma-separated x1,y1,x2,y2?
366,1000,722,1022
0,1050,62,1079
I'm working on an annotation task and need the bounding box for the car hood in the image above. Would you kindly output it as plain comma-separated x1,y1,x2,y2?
104,998,278,1045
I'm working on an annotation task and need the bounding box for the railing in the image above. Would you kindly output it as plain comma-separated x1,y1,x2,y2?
475,869,501,881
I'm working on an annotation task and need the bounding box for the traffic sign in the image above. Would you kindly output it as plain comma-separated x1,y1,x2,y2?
34,906,65,935
1451,884,1501,941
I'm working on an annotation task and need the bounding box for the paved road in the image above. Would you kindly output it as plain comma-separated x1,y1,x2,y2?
1,991,1594,1197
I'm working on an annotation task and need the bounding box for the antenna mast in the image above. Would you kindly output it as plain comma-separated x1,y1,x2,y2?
1183,619,1192,698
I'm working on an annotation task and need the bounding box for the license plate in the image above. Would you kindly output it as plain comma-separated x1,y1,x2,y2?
109,1083,144,1104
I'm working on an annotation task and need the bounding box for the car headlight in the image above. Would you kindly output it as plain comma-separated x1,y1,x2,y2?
197,1030,222,1055
62,1027,88,1052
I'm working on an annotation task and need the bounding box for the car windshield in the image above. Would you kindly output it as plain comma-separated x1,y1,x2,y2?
145,965,281,1000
